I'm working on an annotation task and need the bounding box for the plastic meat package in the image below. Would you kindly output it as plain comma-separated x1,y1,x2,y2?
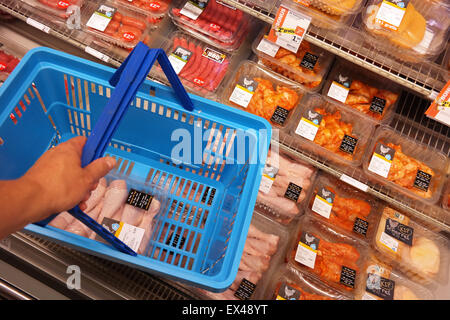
255,146,317,225
306,173,380,242
169,0,252,51
373,206,449,285
82,1,155,49
362,0,450,62
154,31,232,99
115,0,171,18
196,211,288,300
245,0,281,12
265,262,350,300
322,59,400,124
221,60,304,128
357,254,434,300
444,180,450,211
20,0,84,19
253,28,334,91
289,93,375,167
362,125,448,204
49,172,169,256
288,215,368,295
0,45,21,81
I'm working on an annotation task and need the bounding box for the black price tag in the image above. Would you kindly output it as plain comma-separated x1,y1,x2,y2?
126,189,153,210
284,182,302,202
339,134,358,155
234,278,256,300
366,273,395,300
270,106,290,126
300,52,318,70
277,283,301,300
385,218,414,246
369,96,386,115
340,266,356,288
353,218,369,237
413,170,432,192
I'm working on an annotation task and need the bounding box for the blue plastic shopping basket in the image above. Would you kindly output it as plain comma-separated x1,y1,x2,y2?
0,44,271,292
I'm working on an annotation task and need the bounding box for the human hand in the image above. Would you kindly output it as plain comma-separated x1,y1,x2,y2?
21,136,116,221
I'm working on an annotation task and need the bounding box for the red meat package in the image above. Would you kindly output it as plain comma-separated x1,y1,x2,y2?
0,49,20,75
22,0,84,19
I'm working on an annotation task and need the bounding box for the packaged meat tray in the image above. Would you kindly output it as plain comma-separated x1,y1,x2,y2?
82,1,155,49
195,211,289,300
152,31,232,99
264,262,351,300
372,206,449,285
362,125,448,204
356,254,434,300
255,146,317,225
322,58,400,124
252,27,334,91
20,0,84,19
362,0,450,62
288,215,368,295
169,0,252,48
115,0,171,18
221,60,304,128
306,173,380,242
288,93,375,167
49,172,169,256
0,44,21,81
443,180,450,211
244,0,280,12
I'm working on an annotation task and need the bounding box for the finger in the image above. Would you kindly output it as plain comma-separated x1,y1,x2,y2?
84,157,116,184
79,201,87,212
66,136,87,157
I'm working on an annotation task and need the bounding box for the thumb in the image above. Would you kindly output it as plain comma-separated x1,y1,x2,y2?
84,157,116,183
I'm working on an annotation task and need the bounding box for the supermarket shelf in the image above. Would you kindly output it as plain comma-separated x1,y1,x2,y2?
220,0,448,99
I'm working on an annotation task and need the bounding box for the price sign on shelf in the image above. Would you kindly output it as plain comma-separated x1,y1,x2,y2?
267,5,311,53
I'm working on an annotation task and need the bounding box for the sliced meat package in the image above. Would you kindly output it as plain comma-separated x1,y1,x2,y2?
21,0,84,19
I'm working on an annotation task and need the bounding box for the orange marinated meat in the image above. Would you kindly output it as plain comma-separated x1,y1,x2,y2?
274,282,334,300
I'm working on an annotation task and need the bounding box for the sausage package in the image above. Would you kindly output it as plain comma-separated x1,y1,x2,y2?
357,254,434,300
362,125,448,204
362,0,450,62
288,215,368,295
221,60,304,128
306,173,380,242
265,262,351,300
255,146,317,225
48,171,169,257
252,27,334,91
152,31,232,99
322,58,400,124
288,93,375,168
115,0,171,18
372,206,449,285
20,0,84,19
82,0,155,49
0,44,21,81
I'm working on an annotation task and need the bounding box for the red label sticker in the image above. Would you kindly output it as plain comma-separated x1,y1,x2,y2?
209,23,221,31
149,2,161,10
123,32,136,41
57,1,70,9
0,63,6,71
193,78,205,86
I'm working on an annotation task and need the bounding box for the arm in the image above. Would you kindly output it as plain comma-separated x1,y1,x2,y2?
0,136,116,239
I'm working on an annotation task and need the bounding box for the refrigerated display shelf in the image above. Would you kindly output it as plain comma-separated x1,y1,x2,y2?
219,0,448,100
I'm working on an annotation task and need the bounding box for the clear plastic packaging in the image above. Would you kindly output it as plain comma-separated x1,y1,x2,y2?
221,60,304,128
252,27,334,91
0,44,21,79
245,0,280,12
362,0,450,62
169,0,252,47
288,215,368,295
265,262,351,300
152,30,232,99
443,180,450,211
362,125,448,204
356,254,435,300
195,211,289,300
255,146,317,225
115,0,171,18
372,206,449,285
306,173,380,242
49,172,169,256
288,93,375,167
442,44,450,79
20,0,84,19
322,58,400,124
82,1,155,49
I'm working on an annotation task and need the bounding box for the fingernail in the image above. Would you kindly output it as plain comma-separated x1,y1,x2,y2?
79,202,87,211
106,157,116,169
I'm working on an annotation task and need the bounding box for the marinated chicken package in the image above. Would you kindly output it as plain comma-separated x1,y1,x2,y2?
356,254,434,300
82,0,156,49
322,59,400,124
169,0,252,50
289,93,375,167
152,31,232,99
372,206,449,285
256,146,317,225
362,0,450,62
363,125,448,204
443,180,450,211
115,0,171,18
49,172,169,256
221,60,304,128
288,215,368,295
265,262,351,300
196,211,288,300
20,0,84,19
252,27,334,91
306,173,380,242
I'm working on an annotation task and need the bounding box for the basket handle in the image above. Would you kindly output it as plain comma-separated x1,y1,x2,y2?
35,43,195,256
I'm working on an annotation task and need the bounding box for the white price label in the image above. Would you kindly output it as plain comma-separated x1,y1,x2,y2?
327,81,350,103
168,54,188,75
180,1,206,20
295,242,317,269
256,37,280,57
85,46,110,63
229,85,254,108
26,18,50,33
259,174,275,194
311,195,333,219
86,5,116,32
116,223,145,252
295,117,320,141
368,152,392,178
379,231,399,253
340,174,369,192
375,1,407,31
